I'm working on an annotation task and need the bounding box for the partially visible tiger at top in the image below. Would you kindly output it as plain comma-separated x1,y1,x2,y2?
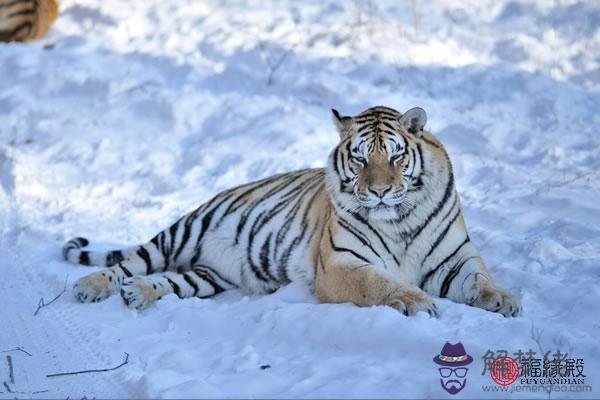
63,105,522,317
0,0,57,42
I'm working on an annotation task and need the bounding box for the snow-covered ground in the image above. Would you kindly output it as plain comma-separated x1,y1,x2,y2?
1,0,599,398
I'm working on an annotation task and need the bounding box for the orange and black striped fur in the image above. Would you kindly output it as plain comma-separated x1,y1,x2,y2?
0,0,58,42
63,106,521,317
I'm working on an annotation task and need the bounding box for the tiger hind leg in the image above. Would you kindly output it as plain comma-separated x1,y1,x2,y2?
72,242,167,303
73,261,143,303
120,265,236,310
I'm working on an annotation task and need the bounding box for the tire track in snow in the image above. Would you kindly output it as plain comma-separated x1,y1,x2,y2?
0,205,134,397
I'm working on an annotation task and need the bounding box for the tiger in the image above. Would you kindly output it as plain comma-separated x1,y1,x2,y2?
63,105,522,317
0,0,58,42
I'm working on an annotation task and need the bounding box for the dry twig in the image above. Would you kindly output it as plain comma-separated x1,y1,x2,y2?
6,355,14,384
34,276,69,316
0,347,31,357
46,352,129,378
547,167,599,189
258,41,297,86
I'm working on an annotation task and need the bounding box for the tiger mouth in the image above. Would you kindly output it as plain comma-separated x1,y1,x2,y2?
361,201,396,210
372,203,389,210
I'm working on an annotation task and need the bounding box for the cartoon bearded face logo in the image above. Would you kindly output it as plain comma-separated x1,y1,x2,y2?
433,342,473,395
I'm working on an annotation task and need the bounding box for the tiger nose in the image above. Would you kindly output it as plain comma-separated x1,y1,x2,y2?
368,185,392,198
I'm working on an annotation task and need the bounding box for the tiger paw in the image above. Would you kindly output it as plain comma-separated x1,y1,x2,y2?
73,271,118,303
120,277,162,310
468,282,521,317
385,286,438,317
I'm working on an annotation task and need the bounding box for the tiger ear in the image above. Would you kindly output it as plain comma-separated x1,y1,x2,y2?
331,108,354,138
400,107,427,138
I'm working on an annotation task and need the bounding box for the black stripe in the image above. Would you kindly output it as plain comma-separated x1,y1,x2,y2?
0,0,32,8
136,247,153,274
7,9,35,18
336,216,383,261
193,270,224,295
406,143,425,193
277,180,325,281
195,265,235,287
189,192,231,266
0,21,31,39
407,147,416,174
151,232,168,270
334,141,352,192
118,263,133,277
350,212,400,265
420,236,469,288
106,250,124,266
75,237,89,247
183,273,199,295
402,164,454,244
165,277,182,298
337,216,368,244
416,142,424,174
235,173,304,244
341,140,354,185
353,117,375,123
172,217,192,263
79,251,90,266
354,110,400,123
159,232,168,267
63,238,88,259
223,171,302,214
168,222,179,259
355,114,398,123
328,227,370,264
217,174,287,224
421,201,461,264
374,110,400,118
201,272,224,294
150,234,160,248
249,174,312,241
357,124,372,133
259,233,273,280
244,211,270,282
440,256,478,298
273,176,323,259
188,191,239,268
332,146,344,191
381,121,396,132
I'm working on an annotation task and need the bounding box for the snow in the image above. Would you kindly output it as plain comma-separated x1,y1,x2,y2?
1,0,599,398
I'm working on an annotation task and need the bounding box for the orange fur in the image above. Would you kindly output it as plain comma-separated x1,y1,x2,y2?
0,0,58,42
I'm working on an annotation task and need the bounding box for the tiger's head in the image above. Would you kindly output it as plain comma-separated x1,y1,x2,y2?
326,105,436,221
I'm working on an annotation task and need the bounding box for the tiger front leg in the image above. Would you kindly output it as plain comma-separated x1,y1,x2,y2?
467,277,522,317
424,250,522,317
316,261,438,317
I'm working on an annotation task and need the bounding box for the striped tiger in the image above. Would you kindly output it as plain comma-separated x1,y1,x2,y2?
0,0,58,42
63,105,521,317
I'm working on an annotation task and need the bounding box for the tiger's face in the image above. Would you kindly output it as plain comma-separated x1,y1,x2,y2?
327,106,428,220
